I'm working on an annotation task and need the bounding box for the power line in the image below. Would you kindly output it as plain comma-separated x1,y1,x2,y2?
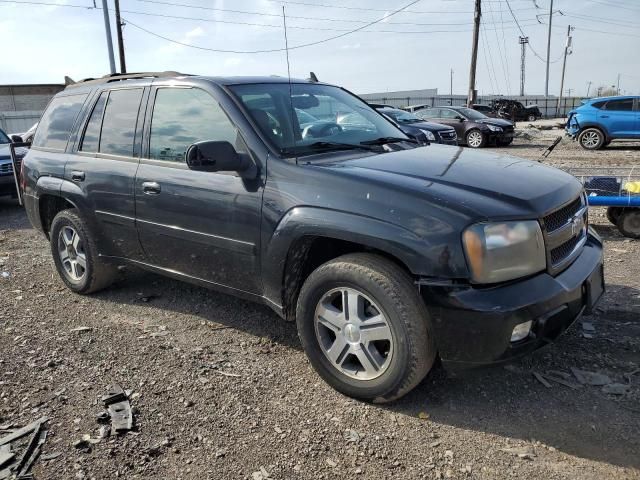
122,0,424,54
481,23,500,94
503,0,549,64
486,0,512,95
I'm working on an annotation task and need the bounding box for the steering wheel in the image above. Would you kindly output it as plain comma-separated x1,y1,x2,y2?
302,122,343,139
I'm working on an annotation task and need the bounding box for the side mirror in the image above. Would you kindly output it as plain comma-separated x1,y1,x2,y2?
10,134,23,143
186,141,252,174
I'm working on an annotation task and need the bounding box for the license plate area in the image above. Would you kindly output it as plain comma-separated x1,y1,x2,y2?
584,264,605,314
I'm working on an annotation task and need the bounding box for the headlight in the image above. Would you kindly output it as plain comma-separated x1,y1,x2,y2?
487,125,503,132
421,129,436,141
462,221,546,283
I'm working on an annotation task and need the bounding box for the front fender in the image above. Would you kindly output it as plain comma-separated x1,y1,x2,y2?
261,206,468,307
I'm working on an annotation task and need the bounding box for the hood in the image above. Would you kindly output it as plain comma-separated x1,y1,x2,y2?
320,145,582,219
400,120,453,132
475,118,514,128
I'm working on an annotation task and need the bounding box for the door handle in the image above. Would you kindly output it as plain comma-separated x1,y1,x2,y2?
600,115,609,118
71,171,85,182
142,181,161,195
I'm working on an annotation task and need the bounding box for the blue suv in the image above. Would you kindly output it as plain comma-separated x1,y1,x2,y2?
566,96,639,150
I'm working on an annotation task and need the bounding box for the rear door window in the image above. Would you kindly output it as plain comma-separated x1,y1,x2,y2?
439,109,459,119
79,92,108,152
603,99,634,111
99,88,143,157
32,93,87,151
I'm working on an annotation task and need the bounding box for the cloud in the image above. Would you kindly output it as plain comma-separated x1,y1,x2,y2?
185,27,205,39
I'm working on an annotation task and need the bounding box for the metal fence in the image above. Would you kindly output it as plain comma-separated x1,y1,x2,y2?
361,96,585,118
0,111,41,134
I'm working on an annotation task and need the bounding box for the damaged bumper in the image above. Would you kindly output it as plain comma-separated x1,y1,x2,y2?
422,231,604,368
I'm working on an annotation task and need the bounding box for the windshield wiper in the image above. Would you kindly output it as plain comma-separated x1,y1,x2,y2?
360,137,418,145
298,141,380,153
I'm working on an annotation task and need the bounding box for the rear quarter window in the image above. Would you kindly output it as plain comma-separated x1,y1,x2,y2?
591,101,606,109
32,93,87,151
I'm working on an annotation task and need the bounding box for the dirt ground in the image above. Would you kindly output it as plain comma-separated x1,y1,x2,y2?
1,131,639,479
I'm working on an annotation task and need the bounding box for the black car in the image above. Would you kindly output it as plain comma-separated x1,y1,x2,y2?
0,129,26,198
375,107,458,146
21,72,603,403
416,106,515,147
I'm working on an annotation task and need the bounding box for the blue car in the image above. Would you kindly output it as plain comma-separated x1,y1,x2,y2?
566,96,640,150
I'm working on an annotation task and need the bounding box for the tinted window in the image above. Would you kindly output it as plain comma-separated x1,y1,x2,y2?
32,94,86,150
80,92,107,152
99,89,143,156
417,109,438,118
603,99,634,111
439,109,460,119
149,88,241,162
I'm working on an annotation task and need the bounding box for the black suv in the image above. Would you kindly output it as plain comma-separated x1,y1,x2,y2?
417,106,515,147
22,72,604,402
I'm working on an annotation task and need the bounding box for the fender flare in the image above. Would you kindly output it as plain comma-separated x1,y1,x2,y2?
261,206,444,308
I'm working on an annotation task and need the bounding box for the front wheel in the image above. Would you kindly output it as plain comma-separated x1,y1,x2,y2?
465,129,486,148
578,128,604,150
527,114,537,122
606,207,623,226
296,253,436,403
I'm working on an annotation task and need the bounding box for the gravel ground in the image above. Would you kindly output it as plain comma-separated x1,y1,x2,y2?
1,133,639,480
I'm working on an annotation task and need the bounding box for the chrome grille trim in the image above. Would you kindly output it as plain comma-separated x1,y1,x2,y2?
542,194,588,274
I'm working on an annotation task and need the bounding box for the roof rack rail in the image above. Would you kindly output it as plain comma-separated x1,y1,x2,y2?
66,71,192,88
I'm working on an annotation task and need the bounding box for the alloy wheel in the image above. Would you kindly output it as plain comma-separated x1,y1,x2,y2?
58,226,87,281
581,131,601,148
467,131,483,148
314,287,394,380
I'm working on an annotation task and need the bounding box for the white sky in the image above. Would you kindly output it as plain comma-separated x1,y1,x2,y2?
1,0,639,96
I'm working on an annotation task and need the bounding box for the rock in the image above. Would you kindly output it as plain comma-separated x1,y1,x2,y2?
344,429,360,443
418,412,430,420
570,368,612,386
430,440,442,448
500,446,536,459
326,458,337,468
581,321,595,332
70,327,93,333
602,383,630,395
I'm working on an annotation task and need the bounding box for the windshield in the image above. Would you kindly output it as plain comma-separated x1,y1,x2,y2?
0,129,10,144
381,109,423,124
229,83,408,156
457,107,488,120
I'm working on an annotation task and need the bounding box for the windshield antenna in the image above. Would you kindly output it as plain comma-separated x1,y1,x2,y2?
282,5,297,153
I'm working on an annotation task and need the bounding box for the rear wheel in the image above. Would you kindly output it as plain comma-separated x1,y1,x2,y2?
578,128,604,150
527,114,537,122
50,209,117,294
617,209,640,239
465,129,486,148
296,253,436,403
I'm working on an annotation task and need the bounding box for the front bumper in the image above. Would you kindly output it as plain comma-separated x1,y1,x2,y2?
423,231,604,368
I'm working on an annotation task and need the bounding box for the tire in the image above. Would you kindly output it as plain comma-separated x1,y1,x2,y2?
578,128,605,150
617,209,640,239
527,114,537,122
296,253,436,403
50,209,117,294
606,207,623,226
465,129,486,148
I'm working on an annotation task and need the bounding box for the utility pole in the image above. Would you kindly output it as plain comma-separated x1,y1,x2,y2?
519,36,529,96
450,69,453,96
616,73,620,94
544,0,554,97
556,25,573,117
100,0,116,74
467,0,481,107
114,0,127,73
586,81,592,97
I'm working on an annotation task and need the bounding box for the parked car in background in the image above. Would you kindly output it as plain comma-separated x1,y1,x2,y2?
0,128,27,198
566,96,640,150
492,99,542,122
375,107,458,145
416,106,515,148
21,72,603,402
471,104,496,117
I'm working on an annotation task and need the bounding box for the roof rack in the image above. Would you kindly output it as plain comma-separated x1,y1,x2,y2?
66,71,191,88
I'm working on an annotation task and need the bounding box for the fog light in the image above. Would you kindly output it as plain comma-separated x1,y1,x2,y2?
510,320,532,342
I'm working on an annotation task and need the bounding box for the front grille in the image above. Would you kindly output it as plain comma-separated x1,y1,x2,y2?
439,130,456,139
550,234,582,265
0,162,13,175
542,194,588,272
543,196,582,232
